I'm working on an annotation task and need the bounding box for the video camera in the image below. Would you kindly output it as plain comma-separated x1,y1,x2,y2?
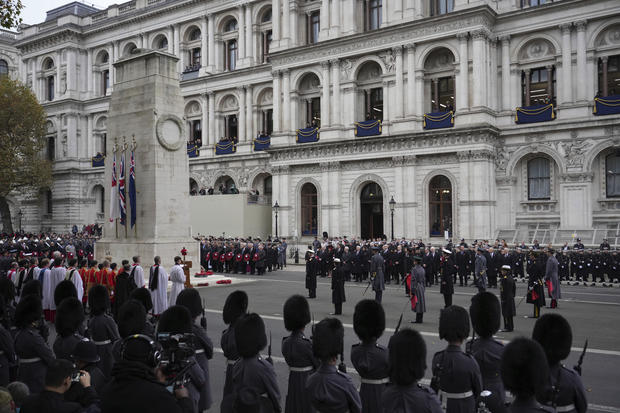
156,332,196,387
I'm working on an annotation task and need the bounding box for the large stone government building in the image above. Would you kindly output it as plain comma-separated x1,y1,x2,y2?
1,0,620,245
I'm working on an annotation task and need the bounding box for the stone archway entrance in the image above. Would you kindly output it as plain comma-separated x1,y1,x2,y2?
429,175,452,238
360,182,384,239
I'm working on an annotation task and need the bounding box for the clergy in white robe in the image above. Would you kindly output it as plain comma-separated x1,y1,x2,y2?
50,263,67,315
39,260,53,321
130,256,146,288
149,256,169,316
65,261,84,302
168,257,186,307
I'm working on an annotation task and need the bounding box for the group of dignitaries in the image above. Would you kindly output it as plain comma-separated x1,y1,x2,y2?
199,237,288,276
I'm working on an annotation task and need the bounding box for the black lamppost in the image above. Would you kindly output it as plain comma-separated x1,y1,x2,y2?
273,201,280,239
17,209,23,233
389,196,396,240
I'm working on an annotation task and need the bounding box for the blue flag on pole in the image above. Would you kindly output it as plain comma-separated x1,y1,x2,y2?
129,150,136,228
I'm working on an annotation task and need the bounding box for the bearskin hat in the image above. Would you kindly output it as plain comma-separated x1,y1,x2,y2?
157,305,193,335
117,299,147,338
283,295,311,332
388,328,427,385
21,280,42,299
312,317,344,361
501,337,548,399
353,299,385,342
532,314,572,365
55,297,85,338
54,280,78,307
88,285,110,316
235,313,267,358
439,305,470,342
176,289,203,319
15,295,42,328
469,292,501,338
0,278,15,302
223,290,248,325
130,287,153,312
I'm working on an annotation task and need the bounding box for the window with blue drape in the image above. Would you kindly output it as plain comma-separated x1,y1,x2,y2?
607,154,620,198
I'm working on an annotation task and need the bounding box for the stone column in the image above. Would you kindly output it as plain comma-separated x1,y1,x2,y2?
245,5,253,64
329,162,340,236
331,59,341,126
109,43,115,88
472,30,487,108
201,17,208,72
601,57,608,96
282,69,291,131
320,0,330,40
414,0,423,18
488,37,498,110
343,0,355,34
290,1,299,46
415,70,424,116
560,23,573,104
238,87,246,141
524,69,531,106
140,33,145,49
381,0,388,26
405,0,415,18
208,91,216,145
246,85,253,139
168,26,174,53
575,20,587,101
394,46,404,118
273,70,281,132
56,51,62,98
331,0,340,37
66,48,77,94
456,33,468,111
208,14,215,71
201,93,208,147
238,6,246,66
272,0,281,44
511,66,521,108
282,0,290,44
382,80,390,122
174,24,181,71
321,62,331,126
87,48,93,97
86,114,93,157
406,44,416,116
320,162,331,230
500,35,510,111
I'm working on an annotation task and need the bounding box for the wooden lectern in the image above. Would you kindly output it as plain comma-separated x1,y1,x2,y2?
183,260,193,288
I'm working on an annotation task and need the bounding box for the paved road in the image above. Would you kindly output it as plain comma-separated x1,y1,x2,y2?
192,267,620,412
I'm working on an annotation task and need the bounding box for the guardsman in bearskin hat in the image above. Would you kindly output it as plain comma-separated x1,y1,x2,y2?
15,295,55,394
176,288,214,412
468,292,506,413
351,299,389,413
501,338,553,413
305,248,318,299
129,287,156,337
221,290,249,405
500,265,516,332
382,328,442,413
306,318,361,413
410,255,426,323
532,314,587,413
53,297,86,361
53,280,78,309
281,295,318,413
87,285,120,379
221,313,281,413
431,306,482,413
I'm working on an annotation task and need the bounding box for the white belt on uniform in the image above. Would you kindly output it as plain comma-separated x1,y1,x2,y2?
556,404,576,412
19,357,41,364
289,366,314,372
360,377,389,385
92,339,111,345
195,349,205,354
439,390,474,409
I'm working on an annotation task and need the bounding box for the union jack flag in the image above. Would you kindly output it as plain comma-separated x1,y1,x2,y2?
119,152,126,226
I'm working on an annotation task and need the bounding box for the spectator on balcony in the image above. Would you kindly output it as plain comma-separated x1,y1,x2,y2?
199,187,206,196
207,187,214,195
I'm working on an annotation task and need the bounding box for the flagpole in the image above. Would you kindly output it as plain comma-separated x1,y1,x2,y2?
132,135,137,238
123,136,128,239
114,137,118,239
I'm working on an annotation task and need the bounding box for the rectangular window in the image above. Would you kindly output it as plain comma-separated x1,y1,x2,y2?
307,97,321,127
521,0,549,7
431,76,455,112
522,67,555,106
528,158,551,200
226,40,237,71
262,31,272,63
46,191,53,214
606,154,620,198
225,115,238,141
47,76,55,101
364,87,383,121
365,0,382,31
263,109,273,135
598,55,620,97
430,0,454,16
102,70,109,96
308,11,320,44
191,120,202,145
48,136,55,161
191,48,201,67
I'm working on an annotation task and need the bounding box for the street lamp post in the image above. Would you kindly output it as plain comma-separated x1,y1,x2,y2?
389,196,396,240
273,201,280,239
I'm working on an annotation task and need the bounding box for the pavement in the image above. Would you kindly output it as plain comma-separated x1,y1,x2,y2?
191,266,620,413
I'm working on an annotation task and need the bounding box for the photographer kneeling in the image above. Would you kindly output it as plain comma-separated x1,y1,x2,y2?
100,324,193,413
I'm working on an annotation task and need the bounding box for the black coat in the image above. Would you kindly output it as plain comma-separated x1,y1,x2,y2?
500,275,516,317
331,266,346,304
440,257,456,295
101,360,193,413
22,388,98,413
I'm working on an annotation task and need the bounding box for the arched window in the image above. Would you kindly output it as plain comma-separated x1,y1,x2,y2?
522,66,556,106
298,73,321,127
189,28,201,41
43,58,54,70
157,37,168,50
364,0,382,31
226,40,237,71
429,175,452,237
261,8,272,23
307,11,320,45
356,61,383,121
46,76,55,101
301,183,318,236
99,52,109,64
0,60,8,77
102,70,110,96
264,176,273,195
47,136,55,161
224,19,238,32
360,182,384,239
528,157,551,200
606,153,620,198
430,0,454,16
424,48,456,112
598,55,620,97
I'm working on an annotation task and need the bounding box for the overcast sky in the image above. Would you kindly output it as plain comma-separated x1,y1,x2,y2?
20,0,117,26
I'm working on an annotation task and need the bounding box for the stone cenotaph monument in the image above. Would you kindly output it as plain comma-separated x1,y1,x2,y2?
95,49,198,267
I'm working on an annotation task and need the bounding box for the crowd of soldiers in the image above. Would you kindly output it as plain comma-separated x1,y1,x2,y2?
198,237,289,275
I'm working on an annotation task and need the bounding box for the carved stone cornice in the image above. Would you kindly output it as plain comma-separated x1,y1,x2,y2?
559,172,593,184
457,149,495,161
496,175,517,186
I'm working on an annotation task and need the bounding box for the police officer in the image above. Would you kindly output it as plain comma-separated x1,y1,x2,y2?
440,249,456,308
351,300,389,413
305,249,318,299
468,292,506,413
431,306,482,413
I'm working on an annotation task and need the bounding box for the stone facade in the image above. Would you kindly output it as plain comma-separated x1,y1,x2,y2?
1,0,620,244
